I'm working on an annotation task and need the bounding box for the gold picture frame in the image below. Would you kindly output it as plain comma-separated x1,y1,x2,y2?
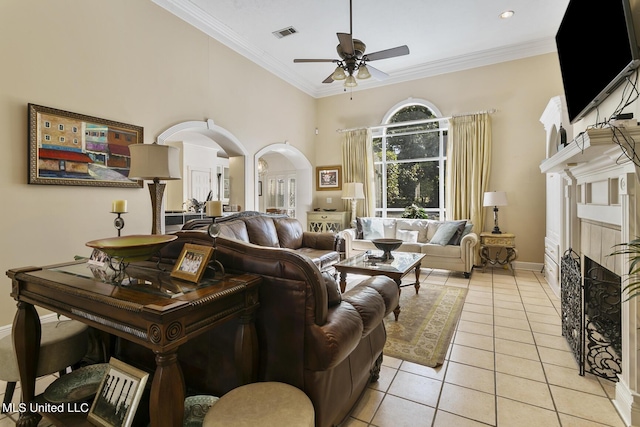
316,165,342,191
170,243,214,283
28,103,143,187
88,357,149,427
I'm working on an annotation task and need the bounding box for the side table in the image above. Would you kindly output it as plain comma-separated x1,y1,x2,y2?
479,232,518,273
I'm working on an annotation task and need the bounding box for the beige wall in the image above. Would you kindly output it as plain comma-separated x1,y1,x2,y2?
0,0,566,327
316,54,566,265
0,0,316,326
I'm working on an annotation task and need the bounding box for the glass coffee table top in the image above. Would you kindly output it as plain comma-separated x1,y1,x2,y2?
336,251,425,274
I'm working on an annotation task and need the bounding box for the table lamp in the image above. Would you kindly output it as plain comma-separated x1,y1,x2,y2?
128,143,181,234
342,182,365,227
483,191,508,234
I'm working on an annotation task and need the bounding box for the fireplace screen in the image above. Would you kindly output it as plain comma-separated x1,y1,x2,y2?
560,251,622,381
583,256,621,381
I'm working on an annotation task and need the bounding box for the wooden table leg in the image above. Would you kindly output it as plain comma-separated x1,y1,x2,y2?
339,270,347,293
235,307,258,384
414,263,422,294
13,302,42,427
150,351,184,427
393,279,401,321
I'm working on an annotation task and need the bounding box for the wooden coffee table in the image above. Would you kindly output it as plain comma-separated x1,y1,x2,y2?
335,251,426,321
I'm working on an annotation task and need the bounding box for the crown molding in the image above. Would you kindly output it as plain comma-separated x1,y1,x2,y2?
153,0,558,99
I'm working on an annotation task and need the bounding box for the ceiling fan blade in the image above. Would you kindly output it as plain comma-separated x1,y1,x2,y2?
366,65,389,81
337,32,354,56
294,59,337,63
365,45,410,61
322,74,334,84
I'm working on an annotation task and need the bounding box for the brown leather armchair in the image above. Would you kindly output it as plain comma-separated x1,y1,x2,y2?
155,228,399,427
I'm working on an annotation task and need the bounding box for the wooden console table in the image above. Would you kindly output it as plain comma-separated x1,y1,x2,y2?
6,261,260,427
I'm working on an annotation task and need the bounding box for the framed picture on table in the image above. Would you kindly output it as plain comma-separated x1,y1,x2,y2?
170,243,214,283
88,357,149,427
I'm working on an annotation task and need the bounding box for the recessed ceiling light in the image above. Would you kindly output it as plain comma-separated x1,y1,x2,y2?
499,10,515,19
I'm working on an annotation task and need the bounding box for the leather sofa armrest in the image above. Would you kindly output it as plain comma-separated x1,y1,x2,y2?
302,232,337,250
305,276,398,370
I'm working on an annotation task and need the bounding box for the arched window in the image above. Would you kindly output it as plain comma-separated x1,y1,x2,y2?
372,100,447,219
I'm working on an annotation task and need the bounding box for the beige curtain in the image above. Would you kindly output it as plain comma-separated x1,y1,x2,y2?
446,113,492,264
342,129,374,217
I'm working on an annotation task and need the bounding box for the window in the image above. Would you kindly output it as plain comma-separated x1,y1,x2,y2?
373,102,447,219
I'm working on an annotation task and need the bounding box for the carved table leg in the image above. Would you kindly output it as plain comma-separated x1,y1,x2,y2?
339,270,347,293
13,302,41,427
149,351,184,427
393,279,401,321
235,309,258,385
414,263,422,294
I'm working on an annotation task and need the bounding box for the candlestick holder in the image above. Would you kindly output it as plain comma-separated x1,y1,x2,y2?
112,212,126,236
207,222,225,277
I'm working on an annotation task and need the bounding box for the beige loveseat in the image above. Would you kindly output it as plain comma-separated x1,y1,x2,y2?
341,217,479,277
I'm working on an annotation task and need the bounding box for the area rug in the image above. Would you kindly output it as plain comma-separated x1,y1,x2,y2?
383,284,468,367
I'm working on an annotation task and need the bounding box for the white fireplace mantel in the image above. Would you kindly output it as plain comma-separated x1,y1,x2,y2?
541,122,640,427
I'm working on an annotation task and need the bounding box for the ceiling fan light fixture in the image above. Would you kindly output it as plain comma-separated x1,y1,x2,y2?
331,66,346,80
344,75,357,87
357,64,371,79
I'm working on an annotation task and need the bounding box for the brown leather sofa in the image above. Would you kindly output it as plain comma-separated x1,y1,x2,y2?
155,224,399,427
182,212,341,274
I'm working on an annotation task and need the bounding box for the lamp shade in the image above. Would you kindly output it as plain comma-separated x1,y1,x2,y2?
342,182,365,200
483,191,508,207
128,143,181,181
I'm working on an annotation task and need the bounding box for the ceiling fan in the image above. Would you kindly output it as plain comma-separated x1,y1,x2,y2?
293,0,410,87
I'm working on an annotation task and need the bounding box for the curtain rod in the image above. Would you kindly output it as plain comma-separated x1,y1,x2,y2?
336,109,497,133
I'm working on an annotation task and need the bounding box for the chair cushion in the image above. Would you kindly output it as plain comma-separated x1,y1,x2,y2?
0,320,89,381
296,248,340,271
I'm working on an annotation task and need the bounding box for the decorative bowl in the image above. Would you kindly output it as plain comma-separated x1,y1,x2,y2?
183,395,219,427
44,363,109,404
86,234,178,262
371,238,403,260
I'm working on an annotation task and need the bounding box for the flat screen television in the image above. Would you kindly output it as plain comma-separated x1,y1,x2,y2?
556,0,640,123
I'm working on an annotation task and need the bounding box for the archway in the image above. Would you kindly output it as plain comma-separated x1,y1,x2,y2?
157,119,253,211
255,143,313,226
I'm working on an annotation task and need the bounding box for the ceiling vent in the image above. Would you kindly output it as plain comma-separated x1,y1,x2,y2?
272,26,297,39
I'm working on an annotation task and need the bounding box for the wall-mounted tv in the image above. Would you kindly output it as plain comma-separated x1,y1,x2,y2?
556,0,640,124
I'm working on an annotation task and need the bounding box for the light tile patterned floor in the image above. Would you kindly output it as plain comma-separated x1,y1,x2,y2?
342,267,627,427
0,267,627,427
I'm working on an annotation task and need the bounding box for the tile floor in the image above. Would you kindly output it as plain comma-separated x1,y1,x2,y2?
342,267,627,427
0,267,627,427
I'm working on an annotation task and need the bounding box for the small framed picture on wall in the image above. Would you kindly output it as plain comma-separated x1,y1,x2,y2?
316,165,342,191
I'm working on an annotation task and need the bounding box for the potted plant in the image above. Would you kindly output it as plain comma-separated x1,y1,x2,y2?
402,204,428,219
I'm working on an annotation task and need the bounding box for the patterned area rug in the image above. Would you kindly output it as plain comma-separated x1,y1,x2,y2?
384,284,468,367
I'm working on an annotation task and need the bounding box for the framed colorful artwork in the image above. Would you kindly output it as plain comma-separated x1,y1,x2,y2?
28,103,143,187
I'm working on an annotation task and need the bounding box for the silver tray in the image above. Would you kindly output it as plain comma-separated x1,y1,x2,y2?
44,363,109,404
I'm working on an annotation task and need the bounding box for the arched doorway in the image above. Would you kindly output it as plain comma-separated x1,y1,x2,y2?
157,119,252,211
255,143,312,226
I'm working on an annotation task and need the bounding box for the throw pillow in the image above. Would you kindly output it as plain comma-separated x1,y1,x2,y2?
361,218,384,240
396,229,419,243
430,220,466,246
322,272,342,307
355,217,364,239
447,221,469,245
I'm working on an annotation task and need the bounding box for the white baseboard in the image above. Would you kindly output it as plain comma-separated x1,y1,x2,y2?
513,261,544,272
